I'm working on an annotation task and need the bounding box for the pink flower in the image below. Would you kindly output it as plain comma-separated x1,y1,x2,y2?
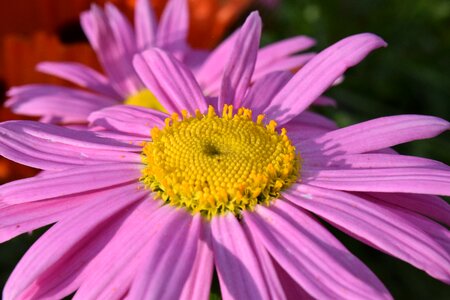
5,0,315,124
1,12,449,300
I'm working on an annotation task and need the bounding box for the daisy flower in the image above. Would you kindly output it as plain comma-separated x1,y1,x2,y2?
5,0,316,125
1,12,449,300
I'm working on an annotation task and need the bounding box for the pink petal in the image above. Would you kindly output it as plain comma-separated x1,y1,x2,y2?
0,121,140,170
73,200,166,300
285,111,338,140
302,153,449,170
135,0,157,50
288,110,337,130
242,224,286,299
180,221,214,300
1,163,141,205
300,115,450,156
3,186,146,300
264,33,387,124
36,62,120,98
6,85,116,122
219,11,262,109
302,163,450,196
88,105,166,136
285,185,450,283
255,35,315,72
90,129,149,143
156,0,188,53
241,71,292,116
0,185,134,243
252,53,316,82
364,192,450,226
244,200,391,300
195,30,239,95
133,48,208,114
211,214,271,300
80,5,143,96
105,3,137,57
128,210,198,299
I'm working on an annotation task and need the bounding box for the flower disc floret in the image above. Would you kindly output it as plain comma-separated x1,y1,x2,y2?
141,105,300,219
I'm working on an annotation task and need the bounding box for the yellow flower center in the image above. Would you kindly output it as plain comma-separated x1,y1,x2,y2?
140,105,300,219
124,89,167,112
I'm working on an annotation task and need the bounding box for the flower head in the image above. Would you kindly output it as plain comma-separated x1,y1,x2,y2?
5,1,316,125
1,12,449,300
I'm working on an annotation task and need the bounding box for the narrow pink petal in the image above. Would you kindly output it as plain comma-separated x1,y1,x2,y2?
287,110,337,130
287,125,330,141
0,185,135,243
36,62,120,98
263,33,387,124
156,0,188,52
3,186,146,300
302,153,449,170
80,5,143,96
219,11,262,109
135,0,157,50
252,53,316,82
88,105,166,136
128,211,199,299
241,71,292,116
211,214,271,300
255,36,316,71
244,200,391,300
180,222,214,300
300,115,450,155
90,129,149,143
285,185,450,283
195,30,239,95
302,163,450,196
0,121,140,170
242,224,286,299
364,193,450,226
74,198,168,300
105,3,136,57
6,85,117,122
1,163,141,205
73,200,166,300
133,48,208,114
285,111,337,140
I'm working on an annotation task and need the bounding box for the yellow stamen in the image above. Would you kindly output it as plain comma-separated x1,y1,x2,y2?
140,105,300,219
124,89,167,113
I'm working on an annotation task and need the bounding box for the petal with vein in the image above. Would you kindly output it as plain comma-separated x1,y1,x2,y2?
219,11,262,109
3,186,145,300
134,48,208,114
244,200,391,300
300,115,450,156
135,0,157,50
0,163,141,204
36,62,119,98
88,105,166,136
285,185,450,283
211,214,271,300
128,211,198,299
264,33,387,124
6,85,116,122
0,121,140,170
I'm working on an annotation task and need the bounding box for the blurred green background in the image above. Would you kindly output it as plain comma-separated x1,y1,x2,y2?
1,0,449,298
